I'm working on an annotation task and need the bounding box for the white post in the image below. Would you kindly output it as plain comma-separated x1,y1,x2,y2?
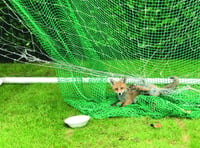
0,79,2,85
0,77,200,84
0,77,58,84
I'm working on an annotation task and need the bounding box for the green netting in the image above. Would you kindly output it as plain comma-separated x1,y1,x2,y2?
6,0,200,119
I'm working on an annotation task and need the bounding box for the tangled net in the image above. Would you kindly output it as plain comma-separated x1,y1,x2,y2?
2,0,200,119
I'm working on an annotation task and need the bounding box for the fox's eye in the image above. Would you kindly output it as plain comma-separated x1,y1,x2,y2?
115,88,118,91
121,87,123,90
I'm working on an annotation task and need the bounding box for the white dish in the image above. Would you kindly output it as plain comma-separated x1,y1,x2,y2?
64,115,90,128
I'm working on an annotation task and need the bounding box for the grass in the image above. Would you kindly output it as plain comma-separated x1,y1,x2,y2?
0,63,200,148
0,63,56,77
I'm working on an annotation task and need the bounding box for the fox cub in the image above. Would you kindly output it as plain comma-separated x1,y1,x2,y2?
110,76,179,107
110,78,139,107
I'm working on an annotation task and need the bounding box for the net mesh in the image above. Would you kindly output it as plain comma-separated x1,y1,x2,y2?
3,0,200,119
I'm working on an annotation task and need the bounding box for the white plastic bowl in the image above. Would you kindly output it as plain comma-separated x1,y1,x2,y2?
64,115,90,128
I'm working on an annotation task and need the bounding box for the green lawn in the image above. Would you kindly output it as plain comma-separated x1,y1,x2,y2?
0,63,200,148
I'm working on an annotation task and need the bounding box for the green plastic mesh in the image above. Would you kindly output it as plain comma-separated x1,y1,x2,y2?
6,0,200,119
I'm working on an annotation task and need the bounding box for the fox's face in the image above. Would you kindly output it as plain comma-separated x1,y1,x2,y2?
110,78,127,96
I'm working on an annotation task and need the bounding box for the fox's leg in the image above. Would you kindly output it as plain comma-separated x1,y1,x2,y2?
121,90,140,107
162,76,179,89
112,101,123,106
121,99,133,107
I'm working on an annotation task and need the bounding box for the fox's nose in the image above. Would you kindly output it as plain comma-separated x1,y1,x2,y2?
118,93,122,96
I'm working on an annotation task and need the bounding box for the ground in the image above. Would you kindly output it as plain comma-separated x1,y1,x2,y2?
0,64,200,148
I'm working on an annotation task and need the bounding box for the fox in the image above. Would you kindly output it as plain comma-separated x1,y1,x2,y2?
110,78,140,107
110,76,179,107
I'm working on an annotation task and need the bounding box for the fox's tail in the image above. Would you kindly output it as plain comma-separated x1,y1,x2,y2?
163,76,179,89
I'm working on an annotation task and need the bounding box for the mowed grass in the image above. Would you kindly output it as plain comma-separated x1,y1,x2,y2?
0,63,200,148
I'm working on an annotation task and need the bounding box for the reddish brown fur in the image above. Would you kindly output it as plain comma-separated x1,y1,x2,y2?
121,89,140,107
111,81,127,94
111,76,179,107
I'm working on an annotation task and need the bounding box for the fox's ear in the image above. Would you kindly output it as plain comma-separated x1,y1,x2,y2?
110,79,115,86
121,77,126,83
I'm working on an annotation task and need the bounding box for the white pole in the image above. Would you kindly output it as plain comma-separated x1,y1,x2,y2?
0,77,200,84
0,77,58,84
